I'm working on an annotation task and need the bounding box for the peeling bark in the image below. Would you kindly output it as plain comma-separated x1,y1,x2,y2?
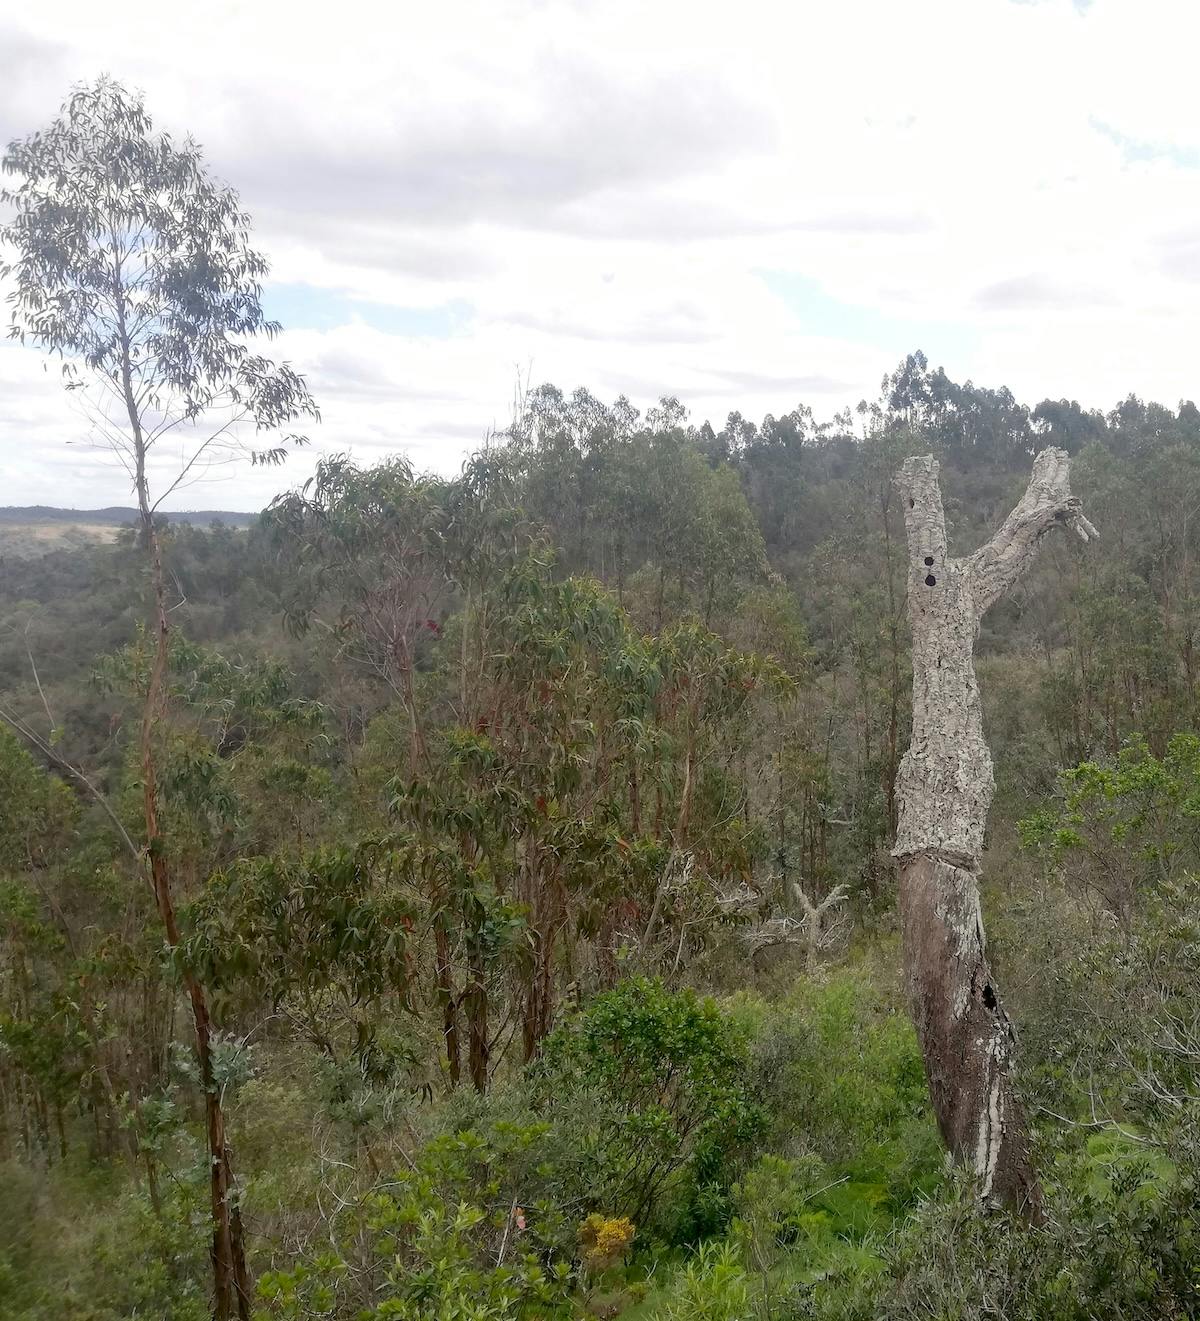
893,448,1096,1220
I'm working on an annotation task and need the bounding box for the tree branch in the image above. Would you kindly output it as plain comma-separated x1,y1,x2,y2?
0,702,143,868
968,446,1098,614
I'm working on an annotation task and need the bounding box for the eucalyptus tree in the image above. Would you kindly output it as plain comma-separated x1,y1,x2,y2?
2,77,317,1320
266,455,477,1085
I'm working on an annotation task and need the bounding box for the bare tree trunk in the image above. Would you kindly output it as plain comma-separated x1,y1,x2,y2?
893,448,1096,1221
464,946,490,1093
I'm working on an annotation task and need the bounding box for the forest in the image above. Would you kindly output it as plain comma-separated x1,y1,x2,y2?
2,79,1200,1321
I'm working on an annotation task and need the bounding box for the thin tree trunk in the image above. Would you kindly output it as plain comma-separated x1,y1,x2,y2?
118,274,251,1317
465,943,490,1092
892,448,1096,1221
140,521,252,1319
434,922,461,1087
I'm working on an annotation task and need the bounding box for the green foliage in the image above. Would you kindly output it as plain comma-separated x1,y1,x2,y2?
653,1240,750,1321
731,1153,887,1303
734,973,941,1203
809,1131,1200,1321
532,978,763,1238
1021,734,1200,920
0,728,75,868
95,628,326,754
1,76,317,472
0,1157,209,1321
1008,867,1200,1121
184,843,418,1071
255,1122,575,1321
9,322,1200,1321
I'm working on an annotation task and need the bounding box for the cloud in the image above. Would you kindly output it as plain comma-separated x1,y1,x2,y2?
698,368,856,396
214,54,773,237
3,0,1200,507
1155,229,1200,283
972,275,1115,312
0,25,72,129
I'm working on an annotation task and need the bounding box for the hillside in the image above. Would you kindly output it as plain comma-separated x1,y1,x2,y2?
1,356,1199,1319
0,505,255,527
0,508,257,559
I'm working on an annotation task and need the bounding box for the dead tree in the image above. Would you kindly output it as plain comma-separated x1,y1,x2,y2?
893,447,1096,1220
791,882,850,972
736,881,849,972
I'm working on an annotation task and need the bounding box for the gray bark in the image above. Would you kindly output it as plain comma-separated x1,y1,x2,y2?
792,881,850,972
893,447,1095,1219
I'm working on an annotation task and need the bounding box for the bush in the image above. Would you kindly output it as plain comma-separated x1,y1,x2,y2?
255,1123,575,1321
732,971,942,1206
530,977,763,1241
654,1240,750,1321
788,1121,1200,1321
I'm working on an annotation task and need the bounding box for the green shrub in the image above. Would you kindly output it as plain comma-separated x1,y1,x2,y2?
255,1124,575,1321
0,1157,209,1321
530,977,763,1241
732,972,941,1206
788,1122,1200,1321
653,1240,750,1321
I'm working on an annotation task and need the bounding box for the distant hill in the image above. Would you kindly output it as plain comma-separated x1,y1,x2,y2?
0,507,257,559
0,506,257,527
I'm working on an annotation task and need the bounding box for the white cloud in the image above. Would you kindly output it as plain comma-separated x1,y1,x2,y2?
2,0,1200,508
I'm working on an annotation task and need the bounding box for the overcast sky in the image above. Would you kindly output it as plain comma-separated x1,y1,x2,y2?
2,0,1199,510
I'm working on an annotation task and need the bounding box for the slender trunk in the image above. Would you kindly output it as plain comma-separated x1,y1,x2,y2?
882,489,902,836
459,586,472,722
520,857,561,1063
395,636,428,769
117,277,250,1317
434,922,461,1087
675,723,697,846
145,1147,163,1219
142,529,251,1318
537,913,556,1041
465,944,489,1093
521,851,544,1063
522,951,541,1064
891,449,1096,1221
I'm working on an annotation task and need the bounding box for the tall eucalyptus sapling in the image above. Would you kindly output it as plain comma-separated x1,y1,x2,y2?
2,77,317,1320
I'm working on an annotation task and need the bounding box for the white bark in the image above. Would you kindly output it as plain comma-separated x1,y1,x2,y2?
893,447,1095,1218
792,881,850,971
739,882,848,970
894,449,1096,865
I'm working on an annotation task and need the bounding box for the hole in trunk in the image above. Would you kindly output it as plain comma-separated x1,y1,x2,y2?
925,574,936,587
924,556,934,566
982,983,997,1009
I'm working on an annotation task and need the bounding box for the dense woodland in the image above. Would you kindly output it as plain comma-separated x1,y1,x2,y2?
3,80,1200,1321
3,360,1200,1319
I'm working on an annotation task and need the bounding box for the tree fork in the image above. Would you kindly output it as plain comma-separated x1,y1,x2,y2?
893,447,1096,1220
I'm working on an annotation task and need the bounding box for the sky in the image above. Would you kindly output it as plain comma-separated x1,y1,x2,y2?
2,0,1200,510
